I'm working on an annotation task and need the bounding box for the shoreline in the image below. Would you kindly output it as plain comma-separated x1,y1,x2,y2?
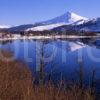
0,35,100,41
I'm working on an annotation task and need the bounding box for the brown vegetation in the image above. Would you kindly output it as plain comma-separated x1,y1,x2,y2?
0,50,95,100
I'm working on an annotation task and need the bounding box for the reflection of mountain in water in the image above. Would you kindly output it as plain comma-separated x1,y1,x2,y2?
0,40,100,85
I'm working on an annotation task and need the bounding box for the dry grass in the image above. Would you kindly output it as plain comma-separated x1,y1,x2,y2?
0,50,95,100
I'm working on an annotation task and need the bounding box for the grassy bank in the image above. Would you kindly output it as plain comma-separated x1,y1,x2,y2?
0,50,97,100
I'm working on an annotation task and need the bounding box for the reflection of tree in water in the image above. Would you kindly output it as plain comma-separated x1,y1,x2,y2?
34,40,58,84
34,40,47,84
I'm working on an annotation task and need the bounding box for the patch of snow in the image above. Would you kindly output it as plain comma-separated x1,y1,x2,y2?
0,25,10,29
26,23,67,31
67,12,88,23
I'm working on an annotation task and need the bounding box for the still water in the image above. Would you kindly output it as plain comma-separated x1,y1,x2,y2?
0,39,100,86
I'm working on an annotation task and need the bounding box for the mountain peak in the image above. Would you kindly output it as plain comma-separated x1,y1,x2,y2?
66,12,88,22
26,12,88,31
38,11,88,25
66,11,74,15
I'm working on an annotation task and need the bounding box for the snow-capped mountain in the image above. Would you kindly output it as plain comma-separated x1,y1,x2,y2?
2,11,100,33
38,12,88,25
26,12,88,31
2,12,89,32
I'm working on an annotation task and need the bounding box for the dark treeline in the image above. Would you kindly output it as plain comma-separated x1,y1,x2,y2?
0,28,98,37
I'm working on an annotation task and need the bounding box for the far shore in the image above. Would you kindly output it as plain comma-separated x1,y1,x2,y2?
0,35,100,41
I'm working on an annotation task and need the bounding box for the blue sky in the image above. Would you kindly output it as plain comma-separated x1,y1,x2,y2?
0,0,100,25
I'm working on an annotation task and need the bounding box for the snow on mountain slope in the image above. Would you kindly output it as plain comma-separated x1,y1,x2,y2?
79,18,100,32
26,12,88,31
0,25,10,29
39,12,87,25
26,23,67,31
8,24,35,32
52,17,100,32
